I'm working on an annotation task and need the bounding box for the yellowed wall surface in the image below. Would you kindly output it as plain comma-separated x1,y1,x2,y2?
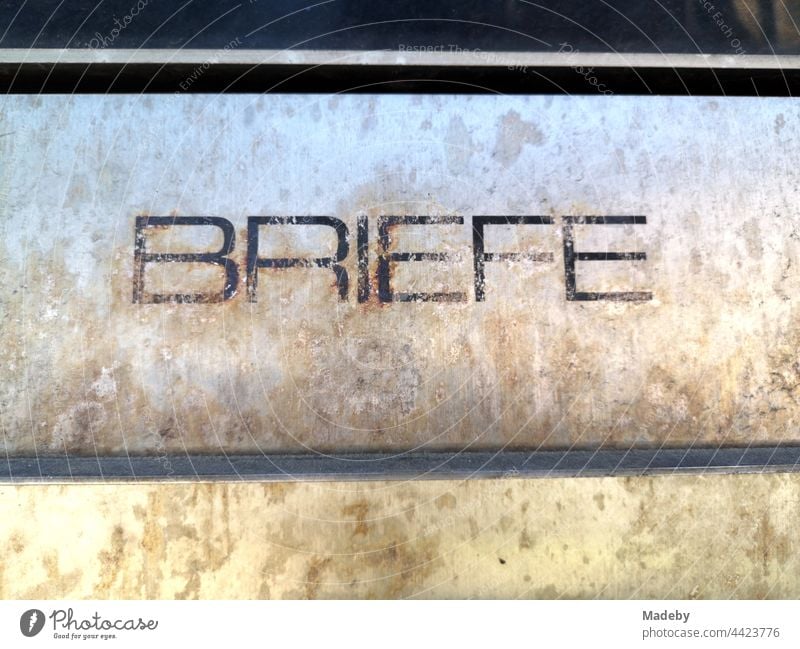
1,473,797,599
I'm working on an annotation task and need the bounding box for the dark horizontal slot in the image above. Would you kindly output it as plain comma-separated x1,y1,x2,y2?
4,446,800,482
1,0,797,56
2,62,800,95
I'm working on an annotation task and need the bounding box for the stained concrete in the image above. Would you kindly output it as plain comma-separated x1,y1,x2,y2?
1,473,798,599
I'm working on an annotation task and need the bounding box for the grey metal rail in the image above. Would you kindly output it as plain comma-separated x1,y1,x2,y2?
4,447,800,482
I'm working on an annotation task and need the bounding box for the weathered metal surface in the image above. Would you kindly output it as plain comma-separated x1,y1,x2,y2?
2,94,800,458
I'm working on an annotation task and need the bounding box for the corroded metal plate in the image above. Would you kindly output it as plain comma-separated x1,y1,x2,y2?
1,94,800,478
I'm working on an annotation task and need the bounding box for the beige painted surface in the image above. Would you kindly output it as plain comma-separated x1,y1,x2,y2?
1,473,797,599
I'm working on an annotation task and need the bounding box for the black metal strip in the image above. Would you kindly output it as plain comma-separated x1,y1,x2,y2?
4,62,800,95
4,447,800,482
0,0,790,56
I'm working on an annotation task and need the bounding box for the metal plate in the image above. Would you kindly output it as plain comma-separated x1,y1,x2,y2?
2,93,800,480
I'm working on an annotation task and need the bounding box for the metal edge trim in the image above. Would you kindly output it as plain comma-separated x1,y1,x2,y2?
3,447,799,483
0,49,798,70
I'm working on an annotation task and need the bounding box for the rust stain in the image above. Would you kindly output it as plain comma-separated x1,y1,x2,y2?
5,473,799,598
342,501,371,537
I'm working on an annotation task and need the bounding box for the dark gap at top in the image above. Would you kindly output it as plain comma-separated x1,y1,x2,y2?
0,0,795,55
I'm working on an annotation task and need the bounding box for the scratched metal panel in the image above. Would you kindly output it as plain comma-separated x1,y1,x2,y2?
1,94,799,473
